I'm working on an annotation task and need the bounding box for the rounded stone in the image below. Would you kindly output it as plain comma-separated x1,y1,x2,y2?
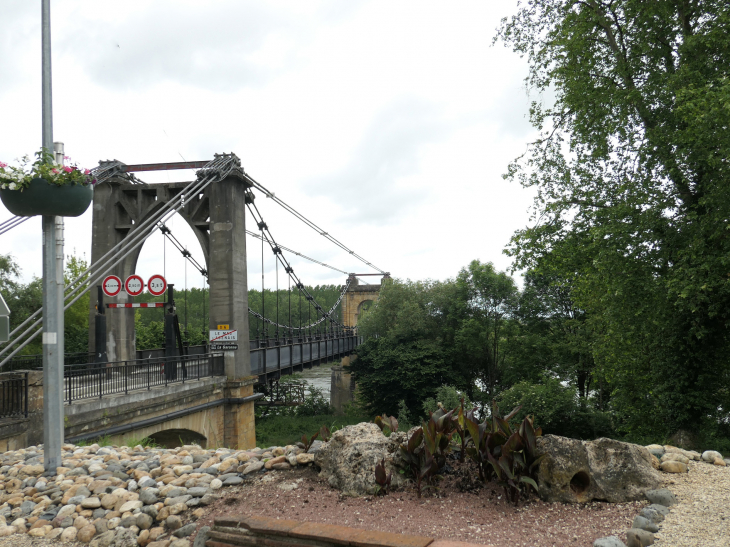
60,526,78,542
166,515,182,531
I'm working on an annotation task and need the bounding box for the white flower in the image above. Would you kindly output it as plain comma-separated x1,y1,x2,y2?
8,183,16,190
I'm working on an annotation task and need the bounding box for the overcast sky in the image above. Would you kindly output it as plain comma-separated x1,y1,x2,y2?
1,0,537,294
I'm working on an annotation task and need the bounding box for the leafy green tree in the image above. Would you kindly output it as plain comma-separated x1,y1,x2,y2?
454,260,520,402
497,1,730,439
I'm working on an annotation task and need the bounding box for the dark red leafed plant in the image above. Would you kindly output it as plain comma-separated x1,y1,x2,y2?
399,427,438,498
464,400,544,505
374,414,399,434
374,458,392,495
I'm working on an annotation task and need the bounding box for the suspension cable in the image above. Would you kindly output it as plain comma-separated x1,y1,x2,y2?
0,216,31,236
245,198,347,328
245,175,385,274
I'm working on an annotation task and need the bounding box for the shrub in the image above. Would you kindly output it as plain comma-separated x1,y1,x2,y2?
422,385,474,418
295,386,333,417
496,379,614,439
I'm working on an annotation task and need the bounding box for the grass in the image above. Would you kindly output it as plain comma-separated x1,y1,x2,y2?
255,412,370,448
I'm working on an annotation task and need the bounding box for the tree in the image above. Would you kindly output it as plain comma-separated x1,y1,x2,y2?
497,1,730,439
453,260,519,402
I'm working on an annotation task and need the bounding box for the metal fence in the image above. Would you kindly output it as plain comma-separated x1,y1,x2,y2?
250,333,360,378
64,353,224,404
0,372,28,419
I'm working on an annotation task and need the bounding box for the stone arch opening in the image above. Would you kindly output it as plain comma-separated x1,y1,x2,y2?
146,428,207,449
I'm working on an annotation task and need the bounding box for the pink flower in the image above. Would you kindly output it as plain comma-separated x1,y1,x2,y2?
83,169,91,175
0,162,7,168
63,155,70,160
63,166,73,173
51,168,59,174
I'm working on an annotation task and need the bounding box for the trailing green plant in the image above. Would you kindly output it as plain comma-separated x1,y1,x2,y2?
374,458,392,495
374,414,399,434
464,401,545,505
399,427,438,498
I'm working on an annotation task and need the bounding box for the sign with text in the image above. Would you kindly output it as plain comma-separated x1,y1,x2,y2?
102,275,122,297
209,329,238,342
125,275,145,296
217,324,230,330
148,274,167,296
210,343,238,351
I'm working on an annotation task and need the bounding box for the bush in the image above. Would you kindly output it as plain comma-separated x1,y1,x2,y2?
497,379,614,440
422,385,473,418
295,386,333,417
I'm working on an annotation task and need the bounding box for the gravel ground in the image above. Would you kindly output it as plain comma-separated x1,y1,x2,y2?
655,460,730,547
194,464,645,547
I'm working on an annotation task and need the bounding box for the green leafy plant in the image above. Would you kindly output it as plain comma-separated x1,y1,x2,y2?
374,414,399,434
374,458,392,495
0,149,95,191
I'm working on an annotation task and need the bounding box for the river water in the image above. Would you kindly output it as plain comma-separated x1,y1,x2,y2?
293,360,338,399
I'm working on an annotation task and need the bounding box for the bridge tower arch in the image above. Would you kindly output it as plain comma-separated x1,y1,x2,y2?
88,157,252,381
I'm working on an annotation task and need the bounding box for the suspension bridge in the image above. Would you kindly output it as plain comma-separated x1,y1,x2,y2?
0,153,389,451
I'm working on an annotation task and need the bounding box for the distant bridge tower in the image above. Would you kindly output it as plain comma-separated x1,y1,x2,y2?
331,273,390,413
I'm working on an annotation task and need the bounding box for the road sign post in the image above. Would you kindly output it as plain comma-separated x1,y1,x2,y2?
0,294,9,343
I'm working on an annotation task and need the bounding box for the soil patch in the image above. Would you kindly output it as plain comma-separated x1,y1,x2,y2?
192,462,645,547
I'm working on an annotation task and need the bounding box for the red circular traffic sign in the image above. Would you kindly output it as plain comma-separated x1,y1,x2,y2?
124,275,145,296
148,274,167,296
102,275,122,297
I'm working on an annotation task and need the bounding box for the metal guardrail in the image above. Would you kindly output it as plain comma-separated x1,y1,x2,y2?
64,353,224,404
0,372,28,419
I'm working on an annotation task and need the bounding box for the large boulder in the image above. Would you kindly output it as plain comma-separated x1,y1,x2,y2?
535,435,661,503
314,422,408,496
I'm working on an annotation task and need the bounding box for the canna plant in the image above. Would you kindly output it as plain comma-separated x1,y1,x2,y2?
464,401,545,505
301,431,319,452
399,427,439,498
423,407,456,469
374,458,392,495
319,425,331,442
374,414,399,434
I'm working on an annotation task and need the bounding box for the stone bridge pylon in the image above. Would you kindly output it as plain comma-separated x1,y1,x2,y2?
88,159,252,380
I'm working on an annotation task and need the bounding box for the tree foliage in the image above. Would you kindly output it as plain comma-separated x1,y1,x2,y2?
497,0,730,438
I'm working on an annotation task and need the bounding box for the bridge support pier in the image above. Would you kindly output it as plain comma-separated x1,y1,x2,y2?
330,362,355,415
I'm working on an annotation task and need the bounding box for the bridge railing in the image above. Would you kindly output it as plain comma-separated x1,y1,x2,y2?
250,333,361,378
0,372,29,419
64,353,224,404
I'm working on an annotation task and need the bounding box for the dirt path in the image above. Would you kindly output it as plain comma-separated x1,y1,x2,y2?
193,465,644,547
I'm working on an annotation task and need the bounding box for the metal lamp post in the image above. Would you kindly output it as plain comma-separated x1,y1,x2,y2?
41,0,65,472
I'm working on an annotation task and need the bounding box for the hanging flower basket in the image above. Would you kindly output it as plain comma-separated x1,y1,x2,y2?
1,177,93,217
0,149,96,217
